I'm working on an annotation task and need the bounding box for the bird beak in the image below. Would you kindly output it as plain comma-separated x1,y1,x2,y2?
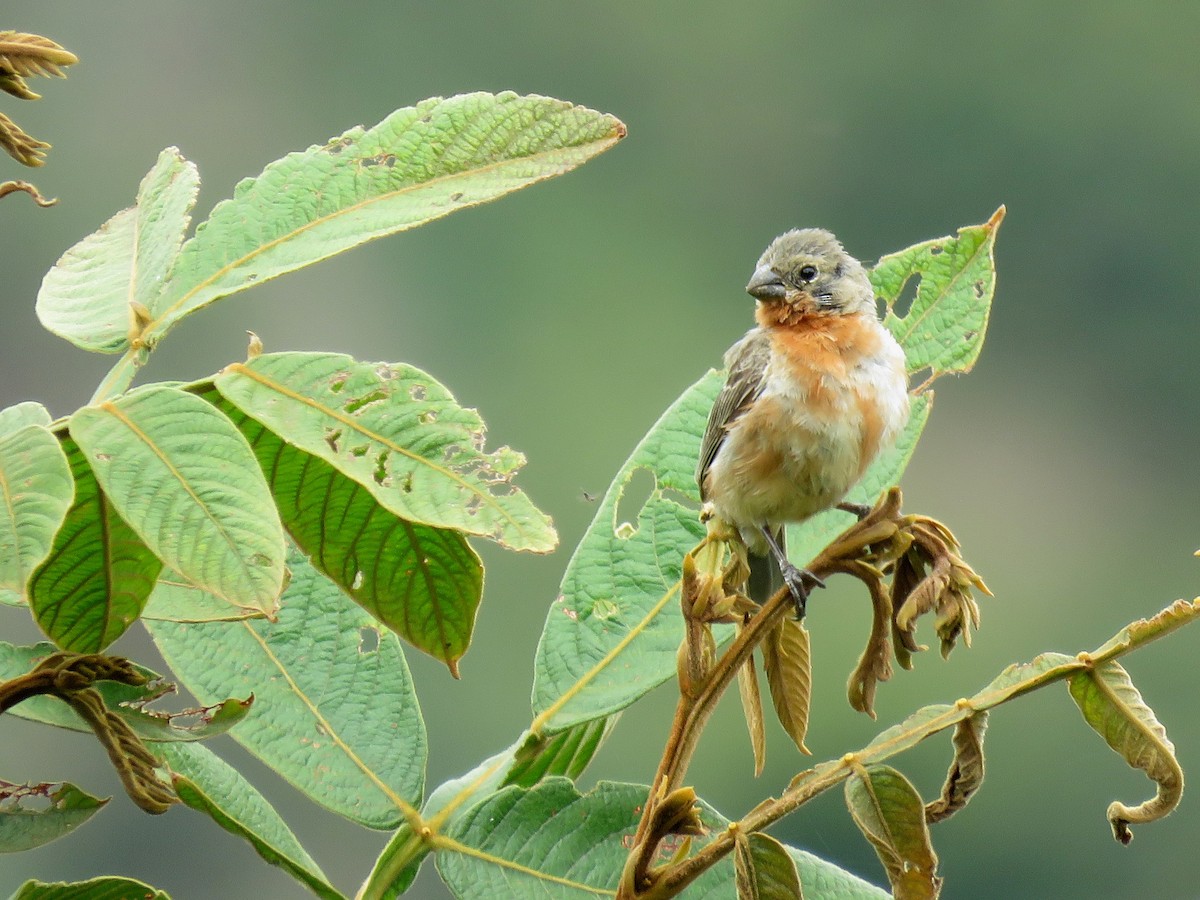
746,266,786,300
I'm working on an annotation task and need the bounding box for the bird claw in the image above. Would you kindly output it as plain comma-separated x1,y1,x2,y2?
780,564,824,619
836,501,872,520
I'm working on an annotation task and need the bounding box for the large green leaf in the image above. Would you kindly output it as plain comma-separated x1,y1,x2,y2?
10,878,170,900
197,383,483,674
160,742,344,900
140,92,624,344
142,572,265,623
0,424,73,601
69,385,285,614
29,435,162,650
0,402,52,436
147,548,426,829
0,779,107,852
531,214,998,732
35,148,199,353
0,642,251,742
435,779,887,899
361,719,616,900
214,351,555,553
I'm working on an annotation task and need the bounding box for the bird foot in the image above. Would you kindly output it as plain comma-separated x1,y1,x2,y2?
780,564,824,620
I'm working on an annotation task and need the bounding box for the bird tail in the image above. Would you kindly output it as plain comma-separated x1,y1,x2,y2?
746,527,785,606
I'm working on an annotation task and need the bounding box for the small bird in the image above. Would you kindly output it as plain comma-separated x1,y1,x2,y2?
696,228,910,614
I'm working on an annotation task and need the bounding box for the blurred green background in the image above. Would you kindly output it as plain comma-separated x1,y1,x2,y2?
2,3,1198,898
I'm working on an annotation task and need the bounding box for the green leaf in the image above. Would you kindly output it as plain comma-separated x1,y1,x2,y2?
10,878,170,900
0,424,73,600
146,548,426,829
0,402,51,436
734,831,804,900
0,641,251,742
213,351,555,553
35,148,199,353
1067,659,1183,844
0,779,107,852
142,92,625,344
361,719,616,900
160,742,344,900
531,372,716,731
28,435,162,650
844,765,941,899
197,383,483,673
69,385,286,614
876,207,1004,382
142,572,266,623
436,779,887,899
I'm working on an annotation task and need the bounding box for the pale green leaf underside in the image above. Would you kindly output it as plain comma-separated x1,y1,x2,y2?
214,351,556,553
69,385,285,614
436,779,887,899
35,148,199,353
144,92,625,343
147,548,426,829
0,424,73,600
0,641,251,742
0,401,52,436
161,742,343,900
0,780,107,853
142,573,265,623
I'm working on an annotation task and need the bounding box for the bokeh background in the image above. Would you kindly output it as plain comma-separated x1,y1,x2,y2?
2,3,1198,898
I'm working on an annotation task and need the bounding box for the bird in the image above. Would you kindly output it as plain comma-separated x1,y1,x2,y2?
696,228,910,615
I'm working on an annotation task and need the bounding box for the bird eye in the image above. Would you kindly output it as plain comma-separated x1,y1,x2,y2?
799,265,818,282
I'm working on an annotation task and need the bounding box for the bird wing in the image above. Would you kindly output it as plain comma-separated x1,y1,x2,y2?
696,328,771,499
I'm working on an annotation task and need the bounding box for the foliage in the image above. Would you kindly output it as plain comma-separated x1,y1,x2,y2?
1,79,1194,900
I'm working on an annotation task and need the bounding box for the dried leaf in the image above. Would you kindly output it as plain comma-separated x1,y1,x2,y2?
761,617,812,755
1068,659,1183,844
847,570,893,718
845,763,941,899
925,712,988,824
0,32,79,78
0,180,55,206
0,111,49,166
735,829,804,900
0,72,38,100
736,630,767,776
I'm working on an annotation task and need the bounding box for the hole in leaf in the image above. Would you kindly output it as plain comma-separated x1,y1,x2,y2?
329,372,349,393
410,383,427,401
929,244,944,255
402,472,414,493
357,627,379,653
613,467,656,538
419,410,438,425
890,274,921,319
351,570,365,590
351,444,369,458
324,428,342,453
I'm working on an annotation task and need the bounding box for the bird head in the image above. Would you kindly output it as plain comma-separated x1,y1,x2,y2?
746,228,875,318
